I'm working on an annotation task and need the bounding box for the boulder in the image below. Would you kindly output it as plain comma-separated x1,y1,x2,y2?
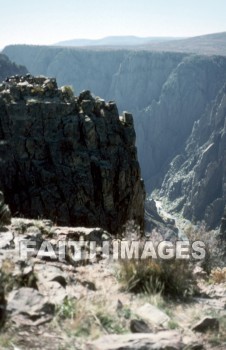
7,287,55,326
86,331,183,350
130,319,152,333
192,316,219,333
135,303,170,328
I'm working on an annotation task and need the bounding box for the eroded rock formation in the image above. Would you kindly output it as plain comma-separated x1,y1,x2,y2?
0,75,145,233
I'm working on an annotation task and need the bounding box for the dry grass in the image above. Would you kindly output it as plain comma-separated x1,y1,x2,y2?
210,267,226,284
184,222,221,274
55,294,130,339
117,257,196,298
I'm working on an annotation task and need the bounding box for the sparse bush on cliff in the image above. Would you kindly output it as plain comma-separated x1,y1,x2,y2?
184,223,221,274
118,257,196,298
31,85,45,96
61,85,74,101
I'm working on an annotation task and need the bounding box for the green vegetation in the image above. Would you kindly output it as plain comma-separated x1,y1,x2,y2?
118,257,196,298
56,298,77,320
61,85,74,101
184,223,222,274
31,85,45,96
55,297,129,338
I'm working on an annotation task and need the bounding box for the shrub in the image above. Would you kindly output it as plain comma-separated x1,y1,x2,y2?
61,85,74,101
210,267,226,284
184,222,222,274
118,257,196,298
56,297,76,320
31,85,44,96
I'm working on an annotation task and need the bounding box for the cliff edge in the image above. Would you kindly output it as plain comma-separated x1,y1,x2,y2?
0,75,145,233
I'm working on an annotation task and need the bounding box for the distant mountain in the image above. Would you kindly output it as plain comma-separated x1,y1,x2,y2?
145,32,226,56
54,35,180,47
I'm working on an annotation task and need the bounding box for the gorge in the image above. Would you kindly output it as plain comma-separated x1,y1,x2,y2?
2,44,226,229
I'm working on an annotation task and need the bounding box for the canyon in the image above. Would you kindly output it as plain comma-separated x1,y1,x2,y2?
3,44,226,229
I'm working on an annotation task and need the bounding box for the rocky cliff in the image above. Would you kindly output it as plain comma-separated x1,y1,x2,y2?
0,75,145,233
0,53,27,82
135,54,226,191
160,84,226,228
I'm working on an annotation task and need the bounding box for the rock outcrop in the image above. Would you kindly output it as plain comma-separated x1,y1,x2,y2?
0,75,144,233
161,84,226,228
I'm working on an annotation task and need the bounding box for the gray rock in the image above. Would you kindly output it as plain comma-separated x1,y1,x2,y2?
38,281,67,305
81,99,95,114
0,230,13,249
86,331,183,350
135,303,170,328
34,264,67,287
192,316,219,333
130,319,152,333
7,287,54,326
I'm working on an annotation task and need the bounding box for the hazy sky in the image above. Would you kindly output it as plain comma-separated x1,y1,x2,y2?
1,0,226,48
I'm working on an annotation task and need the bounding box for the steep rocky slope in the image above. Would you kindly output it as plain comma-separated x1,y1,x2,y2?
160,84,226,228
0,53,27,82
0,75,144,233
135,54,226,191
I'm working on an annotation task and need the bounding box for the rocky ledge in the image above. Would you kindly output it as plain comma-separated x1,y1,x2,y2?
0,75,145,234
